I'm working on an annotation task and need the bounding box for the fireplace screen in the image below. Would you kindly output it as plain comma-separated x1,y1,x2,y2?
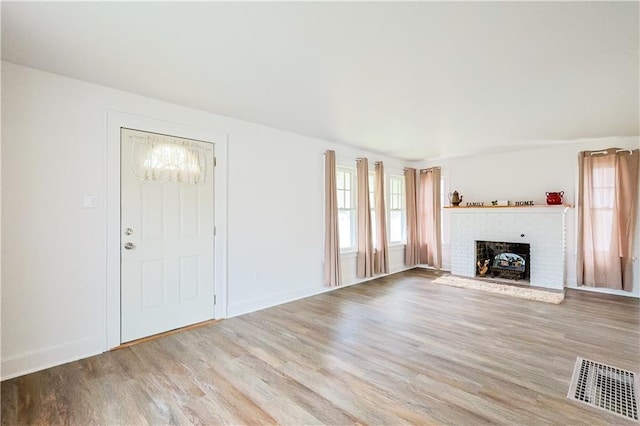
475,241,530,281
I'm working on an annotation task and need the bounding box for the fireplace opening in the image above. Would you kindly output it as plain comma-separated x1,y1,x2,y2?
475,240,530,281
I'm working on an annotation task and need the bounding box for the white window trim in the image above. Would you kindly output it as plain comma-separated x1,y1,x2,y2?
369,171,377,248
337,166,357,252
387,173,407,245
336,166,411,254
388,242,406,248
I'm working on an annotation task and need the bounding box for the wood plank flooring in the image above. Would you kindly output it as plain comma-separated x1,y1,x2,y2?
2,269,639,425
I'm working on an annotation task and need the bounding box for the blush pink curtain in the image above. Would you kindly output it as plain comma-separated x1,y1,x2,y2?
417,167,442,268
356,158,374,278
374,161,389,274
577,148,639,291
404,168,419,266
324,150,342,287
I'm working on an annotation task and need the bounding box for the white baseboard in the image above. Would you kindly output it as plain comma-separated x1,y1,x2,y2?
227,286,330,317
227,266,416,318
529,282,563,290
565,283,639,298
2,335,104,381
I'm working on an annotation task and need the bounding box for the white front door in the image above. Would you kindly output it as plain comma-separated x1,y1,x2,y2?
120,128,215,343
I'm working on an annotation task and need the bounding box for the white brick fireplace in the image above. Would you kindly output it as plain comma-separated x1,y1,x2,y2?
449,206,570,290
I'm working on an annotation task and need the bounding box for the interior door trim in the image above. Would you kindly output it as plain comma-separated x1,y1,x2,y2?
105,111,228,350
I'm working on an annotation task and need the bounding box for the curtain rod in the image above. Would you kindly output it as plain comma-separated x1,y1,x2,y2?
590,148,633,155
420,167,441,173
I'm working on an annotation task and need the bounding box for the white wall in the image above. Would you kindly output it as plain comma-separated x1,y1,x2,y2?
0,58,3,380
417,138,640,297
0,62,413,379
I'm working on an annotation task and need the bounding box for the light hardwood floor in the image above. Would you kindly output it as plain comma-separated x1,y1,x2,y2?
2,269,639,425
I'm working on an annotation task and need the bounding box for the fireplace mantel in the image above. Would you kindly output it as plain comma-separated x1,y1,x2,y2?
448,206,569,290
445,205,573,212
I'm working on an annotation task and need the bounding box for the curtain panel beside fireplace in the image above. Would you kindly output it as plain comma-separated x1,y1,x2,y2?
417,167,442,269
577,148,639,292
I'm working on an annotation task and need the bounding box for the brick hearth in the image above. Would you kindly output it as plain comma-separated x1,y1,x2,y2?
448,206,570,290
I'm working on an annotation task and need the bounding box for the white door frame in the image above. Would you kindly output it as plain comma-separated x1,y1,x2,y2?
105,111,228,350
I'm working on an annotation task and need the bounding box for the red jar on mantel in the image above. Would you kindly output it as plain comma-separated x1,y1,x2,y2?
546,191,564,205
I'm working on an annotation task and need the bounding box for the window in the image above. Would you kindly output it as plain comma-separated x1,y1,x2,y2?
131,136,206,184
143,144,201,173
337,167,356,250
590,165,615,252
388,175,406,243
369,172,376,245
336,167,406,249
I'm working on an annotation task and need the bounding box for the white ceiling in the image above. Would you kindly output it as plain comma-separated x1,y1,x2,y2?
2,2,638,160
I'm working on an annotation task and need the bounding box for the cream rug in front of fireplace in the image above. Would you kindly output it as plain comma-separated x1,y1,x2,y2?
432,275,565,304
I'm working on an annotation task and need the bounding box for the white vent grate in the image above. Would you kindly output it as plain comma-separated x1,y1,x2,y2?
568,357,638,422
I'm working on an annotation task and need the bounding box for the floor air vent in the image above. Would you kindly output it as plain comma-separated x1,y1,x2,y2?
568,357,639,422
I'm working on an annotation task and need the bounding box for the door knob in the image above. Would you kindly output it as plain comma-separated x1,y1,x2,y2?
124,242,135,250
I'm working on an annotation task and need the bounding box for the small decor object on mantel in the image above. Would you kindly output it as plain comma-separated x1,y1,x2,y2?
545,191,564,205
514,200,534,206
491,200,509,206
448,190,463,206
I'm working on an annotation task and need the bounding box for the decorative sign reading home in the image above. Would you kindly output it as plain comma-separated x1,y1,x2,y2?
466,202,485,207
514,200,534,206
